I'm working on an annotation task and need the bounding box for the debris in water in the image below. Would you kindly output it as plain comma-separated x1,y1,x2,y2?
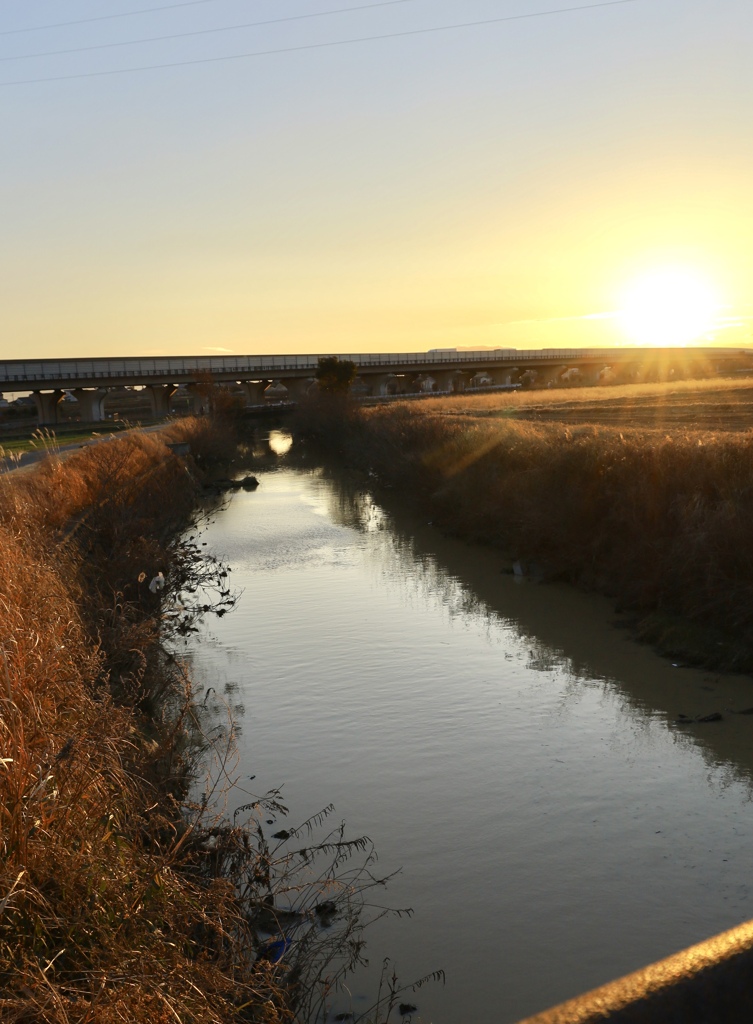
256,937,293,963
314,900,338,927
148,571,165,594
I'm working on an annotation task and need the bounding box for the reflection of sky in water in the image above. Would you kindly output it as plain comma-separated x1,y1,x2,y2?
185,468,753,1024
330,479,753,788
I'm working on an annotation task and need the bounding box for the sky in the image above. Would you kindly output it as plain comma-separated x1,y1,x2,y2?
1,0,752,358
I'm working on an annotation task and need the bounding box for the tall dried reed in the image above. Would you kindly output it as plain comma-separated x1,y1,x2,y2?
302,399,753,670
384,375,753,418
0,420,418,1023
0,424,291,1022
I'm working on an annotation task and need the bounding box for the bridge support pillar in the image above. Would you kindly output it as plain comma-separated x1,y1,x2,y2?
72,388,107,422
147,384,177,419
413,374,437,393
542,365,568,386
369,374,400,396
622,362,642,383
468,370,494,388
185,383,209,415
241,381,269,405
435,370,468,392
490,367,520,386
32,390,64,426
559,367,583,385
584,366,604,385
281,377,314,401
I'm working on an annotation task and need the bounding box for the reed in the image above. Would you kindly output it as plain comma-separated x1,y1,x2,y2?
382,375,753,418
301,394,753,670
0,419,420,1023
0,422,266,1021
0,427,253,1019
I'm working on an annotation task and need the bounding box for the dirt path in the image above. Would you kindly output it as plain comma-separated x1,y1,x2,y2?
0,423,168,475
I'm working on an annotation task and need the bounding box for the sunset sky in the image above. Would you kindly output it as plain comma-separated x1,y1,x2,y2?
1,0,751,358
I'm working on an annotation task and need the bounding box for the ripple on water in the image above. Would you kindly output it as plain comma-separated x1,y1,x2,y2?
186,466,753,1024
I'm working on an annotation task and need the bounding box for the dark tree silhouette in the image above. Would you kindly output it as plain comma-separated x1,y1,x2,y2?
315,356,357,394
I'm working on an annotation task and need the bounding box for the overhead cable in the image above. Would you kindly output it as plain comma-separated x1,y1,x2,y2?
3,0,425,61
0,0,640,87
0,0,223,36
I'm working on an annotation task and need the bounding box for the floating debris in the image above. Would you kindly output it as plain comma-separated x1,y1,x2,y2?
675,712,723,724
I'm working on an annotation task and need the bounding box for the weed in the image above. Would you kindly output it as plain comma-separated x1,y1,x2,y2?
0,422,283,1021
0,418,425,1022
299,388,753,671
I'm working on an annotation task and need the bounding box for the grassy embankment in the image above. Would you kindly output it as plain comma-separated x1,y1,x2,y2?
298,380,753,671
0,418,270,1022
0,417,388,1024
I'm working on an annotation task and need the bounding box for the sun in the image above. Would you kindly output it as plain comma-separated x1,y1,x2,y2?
619,267,720,347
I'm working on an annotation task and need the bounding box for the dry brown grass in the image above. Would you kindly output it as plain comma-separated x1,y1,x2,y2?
379,376,753,434
305,394,753,670
0,420,415,1023
0,422,293,1023
383,374,753,409
164,415,241,466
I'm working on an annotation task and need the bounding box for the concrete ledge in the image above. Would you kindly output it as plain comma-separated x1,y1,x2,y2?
166,442,191,457
516,919,753,1023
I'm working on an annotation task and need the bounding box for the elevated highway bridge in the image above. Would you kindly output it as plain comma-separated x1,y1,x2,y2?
0,347,747,424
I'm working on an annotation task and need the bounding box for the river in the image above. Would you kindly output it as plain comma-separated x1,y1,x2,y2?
187,430,753,1024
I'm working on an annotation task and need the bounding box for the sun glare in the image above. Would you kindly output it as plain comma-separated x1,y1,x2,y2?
619,267,720,347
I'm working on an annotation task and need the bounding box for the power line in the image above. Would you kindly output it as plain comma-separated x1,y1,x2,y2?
0,0,223,36
0,0,640,87
2,0,424,62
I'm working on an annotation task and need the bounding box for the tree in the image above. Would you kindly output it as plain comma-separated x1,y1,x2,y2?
315,357,357,395
191,371,244,419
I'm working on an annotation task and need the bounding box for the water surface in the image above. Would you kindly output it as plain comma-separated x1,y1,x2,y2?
188,450,753,1024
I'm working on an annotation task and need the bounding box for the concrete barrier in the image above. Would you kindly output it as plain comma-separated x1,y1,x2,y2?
516,919,753,1023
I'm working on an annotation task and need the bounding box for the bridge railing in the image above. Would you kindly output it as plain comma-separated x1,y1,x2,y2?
0,350,522,383
0,347,737,388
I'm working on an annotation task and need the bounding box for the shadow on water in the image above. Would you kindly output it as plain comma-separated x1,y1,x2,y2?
319,467,753,790
200,426,753,1022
